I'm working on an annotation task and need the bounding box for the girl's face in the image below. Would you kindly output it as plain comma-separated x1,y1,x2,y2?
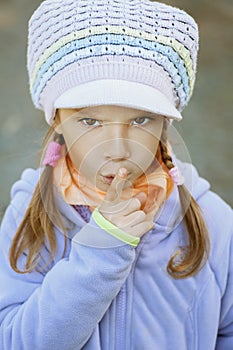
56,105,164,191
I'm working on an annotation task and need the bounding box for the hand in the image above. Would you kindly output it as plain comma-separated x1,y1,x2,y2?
99,168,155,238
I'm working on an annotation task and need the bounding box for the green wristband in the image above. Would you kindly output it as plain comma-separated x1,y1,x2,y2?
92,208,140,247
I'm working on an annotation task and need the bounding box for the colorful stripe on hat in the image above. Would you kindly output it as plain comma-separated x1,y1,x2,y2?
30,26,194,109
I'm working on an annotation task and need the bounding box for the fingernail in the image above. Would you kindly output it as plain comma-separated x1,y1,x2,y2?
118,168,126,177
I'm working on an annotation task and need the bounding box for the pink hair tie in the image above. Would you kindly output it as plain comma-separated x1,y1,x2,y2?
169,166,185,186
42,141,62,167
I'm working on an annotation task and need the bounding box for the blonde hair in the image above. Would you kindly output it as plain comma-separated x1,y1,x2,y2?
159,120,209,277
9,119,209,278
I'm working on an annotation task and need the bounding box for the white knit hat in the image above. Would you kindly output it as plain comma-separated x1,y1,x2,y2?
27,0,199,125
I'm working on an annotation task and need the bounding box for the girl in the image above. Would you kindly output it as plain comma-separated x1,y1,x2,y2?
0,0,232,349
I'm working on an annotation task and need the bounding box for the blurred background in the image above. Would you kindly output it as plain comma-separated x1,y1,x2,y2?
0,0,232,220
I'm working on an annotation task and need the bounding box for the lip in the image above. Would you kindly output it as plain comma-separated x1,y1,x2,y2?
101,175,115,184
101,173,116,177
101,171,131,177
101,171,131,184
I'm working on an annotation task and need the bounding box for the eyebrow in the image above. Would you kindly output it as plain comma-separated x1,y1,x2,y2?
75,110,159,120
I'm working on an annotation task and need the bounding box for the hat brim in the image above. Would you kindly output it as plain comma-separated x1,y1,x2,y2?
54,79,182,121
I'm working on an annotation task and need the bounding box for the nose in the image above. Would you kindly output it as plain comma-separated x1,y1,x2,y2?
103,123,130,160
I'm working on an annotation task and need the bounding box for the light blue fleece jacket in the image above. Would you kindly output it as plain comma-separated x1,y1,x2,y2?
0,159,233,350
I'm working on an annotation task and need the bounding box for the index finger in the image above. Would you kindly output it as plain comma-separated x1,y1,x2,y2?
104,167,129,203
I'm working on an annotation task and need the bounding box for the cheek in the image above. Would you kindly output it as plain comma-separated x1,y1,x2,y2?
58,119,102,176
147,123,163,153
67,135,101,175
132,126,162,168
61,129,85,167
134,128,161,154
150,137,160,153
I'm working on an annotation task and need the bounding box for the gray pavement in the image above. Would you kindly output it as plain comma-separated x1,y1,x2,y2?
0,0,232,220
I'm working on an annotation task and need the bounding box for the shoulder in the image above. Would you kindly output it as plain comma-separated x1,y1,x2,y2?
198,189,233,262
11,167,42,212
195,188,233,296
202,193,233,300
175,157,233,268
198,189,232,224
175,158,232,236
10,167,42,200
2,167,43,233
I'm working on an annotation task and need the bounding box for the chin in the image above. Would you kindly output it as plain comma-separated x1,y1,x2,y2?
96,184,109,193
95,178,108,191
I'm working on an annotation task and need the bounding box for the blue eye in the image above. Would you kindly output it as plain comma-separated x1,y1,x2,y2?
131,117,151,126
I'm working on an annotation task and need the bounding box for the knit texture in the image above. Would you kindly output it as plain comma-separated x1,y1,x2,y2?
27,0,199,123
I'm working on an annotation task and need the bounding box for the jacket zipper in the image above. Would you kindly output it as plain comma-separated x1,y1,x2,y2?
115,240,144,350
115,283,127,350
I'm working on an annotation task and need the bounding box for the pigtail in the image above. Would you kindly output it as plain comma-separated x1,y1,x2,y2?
9,128,67,274
160,119,210,278
10,116,209,278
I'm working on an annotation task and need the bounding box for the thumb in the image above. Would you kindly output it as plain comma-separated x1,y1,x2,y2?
104,167,129,203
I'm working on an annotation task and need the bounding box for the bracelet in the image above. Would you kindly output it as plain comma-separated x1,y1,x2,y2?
92,208,140,247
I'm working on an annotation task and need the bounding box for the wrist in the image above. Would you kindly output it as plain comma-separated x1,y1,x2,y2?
92,207,140,247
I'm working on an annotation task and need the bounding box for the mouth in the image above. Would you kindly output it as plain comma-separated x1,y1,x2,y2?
101,171,131,184
101,174,116,184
